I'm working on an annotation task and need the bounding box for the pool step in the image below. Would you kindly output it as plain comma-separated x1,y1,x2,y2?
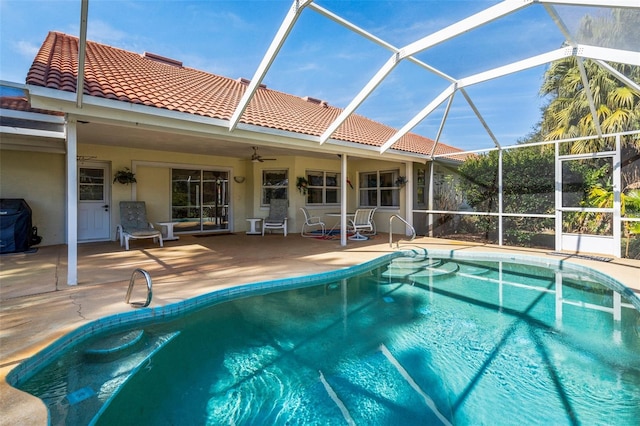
381,258,444,278
84,329,145,362
381,259,456,280
50,331,181,426
409,262,460,283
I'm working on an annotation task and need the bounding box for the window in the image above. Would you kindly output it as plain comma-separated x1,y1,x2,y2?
359,169,400,208
262,169,288,205
306,170,340,205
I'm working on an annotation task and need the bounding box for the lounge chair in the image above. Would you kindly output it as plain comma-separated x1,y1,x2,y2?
300,207,325,237
117,201,164,250
262,199,288,236
348,208,376,240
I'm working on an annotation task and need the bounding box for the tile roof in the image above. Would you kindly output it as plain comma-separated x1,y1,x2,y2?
0,95,64,116
26,32,463,158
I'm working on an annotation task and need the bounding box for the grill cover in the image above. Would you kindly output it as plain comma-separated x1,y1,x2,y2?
0,199,36,253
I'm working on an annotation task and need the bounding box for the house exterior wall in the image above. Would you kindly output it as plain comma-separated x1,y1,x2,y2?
1,137,409,245
83,143,250,236
0,147,66,246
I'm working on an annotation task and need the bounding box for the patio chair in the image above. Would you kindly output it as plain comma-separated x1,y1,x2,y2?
348,208,376,240
300,207,325,237
262,199,288,236
117,201,164,250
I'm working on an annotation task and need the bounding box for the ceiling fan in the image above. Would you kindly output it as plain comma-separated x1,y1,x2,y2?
250,146,276,163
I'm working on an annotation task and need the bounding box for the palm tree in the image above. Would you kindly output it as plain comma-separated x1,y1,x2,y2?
540,9,640,192
540,58,639,141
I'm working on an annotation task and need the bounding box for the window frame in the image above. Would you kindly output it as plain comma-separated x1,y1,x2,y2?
359,169,401,208
261,169,289,206
305,170,341,206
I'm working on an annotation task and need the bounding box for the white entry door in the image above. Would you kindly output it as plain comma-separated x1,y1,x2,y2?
78,163,111,241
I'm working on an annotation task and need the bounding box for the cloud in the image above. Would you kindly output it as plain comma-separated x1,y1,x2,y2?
86,20,128,44
14,40,40,59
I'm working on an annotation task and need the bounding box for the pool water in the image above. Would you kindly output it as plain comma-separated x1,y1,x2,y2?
13,253,640,425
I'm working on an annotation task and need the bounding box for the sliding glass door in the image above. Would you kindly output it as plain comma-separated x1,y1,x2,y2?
171,169,229,233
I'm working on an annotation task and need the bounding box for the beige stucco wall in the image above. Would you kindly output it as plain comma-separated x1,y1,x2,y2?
2,137,408,245
81,143,251,235
0,148,66,246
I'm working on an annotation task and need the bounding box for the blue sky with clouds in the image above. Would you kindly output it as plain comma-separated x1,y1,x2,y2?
1,0,593,151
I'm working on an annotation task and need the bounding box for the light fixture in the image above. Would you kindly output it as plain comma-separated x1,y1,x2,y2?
234,176,246,183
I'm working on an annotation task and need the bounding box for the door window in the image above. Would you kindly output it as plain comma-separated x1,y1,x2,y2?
172,169,229,232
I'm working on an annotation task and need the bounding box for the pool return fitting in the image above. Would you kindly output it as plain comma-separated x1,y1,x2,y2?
125,268,153,308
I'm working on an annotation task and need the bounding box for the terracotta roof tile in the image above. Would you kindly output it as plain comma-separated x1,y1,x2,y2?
0,95,64,116
25,32,464,158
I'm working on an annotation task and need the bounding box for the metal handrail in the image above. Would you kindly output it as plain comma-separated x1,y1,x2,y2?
125,268,152,308
389,215,416,248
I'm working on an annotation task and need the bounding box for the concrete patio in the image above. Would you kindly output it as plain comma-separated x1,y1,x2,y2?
1,233,639,425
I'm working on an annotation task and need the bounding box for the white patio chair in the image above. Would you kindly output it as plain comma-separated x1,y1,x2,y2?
262,199,288,236
117,201,163,250
300,207,325,237
348,208,376,240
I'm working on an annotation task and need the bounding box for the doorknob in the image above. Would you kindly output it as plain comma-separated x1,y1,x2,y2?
103,204,109,211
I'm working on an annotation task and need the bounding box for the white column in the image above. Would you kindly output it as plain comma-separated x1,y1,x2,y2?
554,142,562,252
404,161,414,236
66,119,78,285
428,161,434,237
613,134,622,258
341,154,348,246
498,149,503,246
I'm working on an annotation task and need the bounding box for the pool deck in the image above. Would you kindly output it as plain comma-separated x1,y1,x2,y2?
1,233,639,425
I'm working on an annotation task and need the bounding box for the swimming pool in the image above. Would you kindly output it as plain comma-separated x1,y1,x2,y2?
9,250,640,425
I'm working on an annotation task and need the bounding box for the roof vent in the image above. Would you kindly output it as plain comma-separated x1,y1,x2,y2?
303,96,328,107
237,78,266,89
142,52,183,67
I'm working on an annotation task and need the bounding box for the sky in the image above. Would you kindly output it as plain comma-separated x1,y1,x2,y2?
0,0,608,151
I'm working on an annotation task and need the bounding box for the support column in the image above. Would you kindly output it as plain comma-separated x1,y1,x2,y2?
67,119,78,285
341,153,348,247
404,161,414,236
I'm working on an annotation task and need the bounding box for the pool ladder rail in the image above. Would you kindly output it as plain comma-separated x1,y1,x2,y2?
389,215,416,248
125,268,153,308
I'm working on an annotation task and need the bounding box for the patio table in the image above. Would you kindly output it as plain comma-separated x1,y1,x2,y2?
156,221,180,241
325,212,355,235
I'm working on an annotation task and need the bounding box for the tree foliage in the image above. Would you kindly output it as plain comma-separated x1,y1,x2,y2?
540,9,640,142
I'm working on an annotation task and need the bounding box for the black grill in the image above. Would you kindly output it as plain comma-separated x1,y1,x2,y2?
0,199,41,253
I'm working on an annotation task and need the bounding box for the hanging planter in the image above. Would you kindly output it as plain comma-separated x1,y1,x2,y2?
296,177,309,195
395,176,407,187
113,168,137,185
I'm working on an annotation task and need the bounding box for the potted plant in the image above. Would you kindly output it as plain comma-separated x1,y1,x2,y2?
395,176,407,187
296,177,309,195
113,167,137,185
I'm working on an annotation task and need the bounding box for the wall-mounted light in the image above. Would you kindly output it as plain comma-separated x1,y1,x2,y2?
234,176,246,183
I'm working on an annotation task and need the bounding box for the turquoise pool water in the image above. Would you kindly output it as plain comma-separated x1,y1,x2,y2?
10,250,640,425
